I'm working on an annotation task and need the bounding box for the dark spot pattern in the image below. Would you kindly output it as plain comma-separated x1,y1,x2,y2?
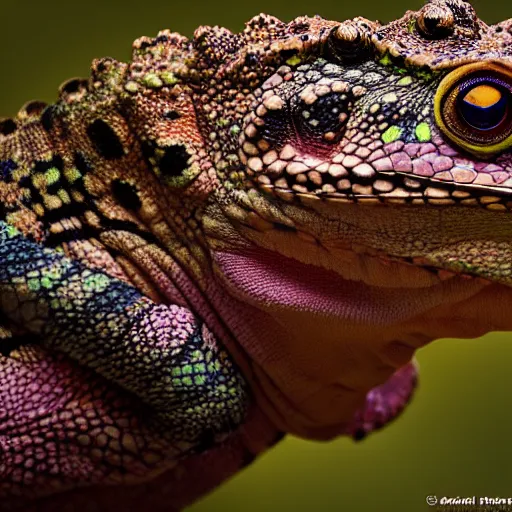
279,49,298,61
0,119,17,136
24,101,47,116
164,110,181,120
73,152,93,174
86,119,125,160
295,91,352,143
60,79,82,94
95,61,107,73
33,155,64,174
0,334,35,357
158,144,190,177
112,180,142,210
40,106,56,132
245,53,259,66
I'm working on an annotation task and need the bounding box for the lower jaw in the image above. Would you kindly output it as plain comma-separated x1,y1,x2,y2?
211,244,494,327
208,245,512,438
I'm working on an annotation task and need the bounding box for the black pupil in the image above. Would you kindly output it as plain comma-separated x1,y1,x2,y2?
458,81,509,131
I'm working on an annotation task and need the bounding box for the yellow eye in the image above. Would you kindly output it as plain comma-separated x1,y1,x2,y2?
459,83,507,130
463,84,501,109
434,62,512,156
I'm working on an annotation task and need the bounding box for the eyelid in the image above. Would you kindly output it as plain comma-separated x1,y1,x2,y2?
434,61,512,156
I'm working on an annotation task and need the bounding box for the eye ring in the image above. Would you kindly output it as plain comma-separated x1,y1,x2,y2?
434,61,512,156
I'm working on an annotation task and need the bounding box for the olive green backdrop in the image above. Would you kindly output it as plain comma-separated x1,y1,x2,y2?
1,1,510,511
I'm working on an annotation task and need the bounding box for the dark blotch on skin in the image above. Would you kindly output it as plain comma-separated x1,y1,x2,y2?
86,119,125,160
112,179,142,210
96,61,107,73
0,159,18,182
279,49,298,61
156,34,169,44
0,334,35,357
295,91,352,143
24,101,47,116
61,79,82,94
34,155,63,174
159,144,190,176
245,53,259,66
41,106,55,132
164,110,181,120
74,152,93,174
0,119,17,136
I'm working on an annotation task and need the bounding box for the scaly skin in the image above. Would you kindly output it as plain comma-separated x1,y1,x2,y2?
1,0,512,509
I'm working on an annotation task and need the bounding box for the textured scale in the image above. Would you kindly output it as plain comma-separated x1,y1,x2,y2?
0,1,512,510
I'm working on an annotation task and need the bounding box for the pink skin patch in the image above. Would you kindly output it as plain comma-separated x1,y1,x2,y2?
0,347,280,511
0,347,183,503
344,360,418,440
213,247,486,326
207,244,507,439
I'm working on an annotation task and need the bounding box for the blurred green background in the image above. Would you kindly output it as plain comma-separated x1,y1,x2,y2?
1,1,511,511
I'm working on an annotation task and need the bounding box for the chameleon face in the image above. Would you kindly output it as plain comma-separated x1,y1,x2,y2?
1,0,512,509
194,1,512,439
217,12,512,289
231,58,512,284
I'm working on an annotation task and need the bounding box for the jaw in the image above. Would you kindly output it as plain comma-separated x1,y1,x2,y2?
204,199,512,437
206,195,512,351
209,240,512,438
213,197,512,337
212,238,512,341
213,196,512,287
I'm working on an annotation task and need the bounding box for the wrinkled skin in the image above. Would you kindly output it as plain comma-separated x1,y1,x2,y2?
0,0,512,510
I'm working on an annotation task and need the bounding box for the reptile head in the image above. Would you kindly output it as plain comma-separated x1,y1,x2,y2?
162,1,508,291
114,0,511,294
127,0,511,436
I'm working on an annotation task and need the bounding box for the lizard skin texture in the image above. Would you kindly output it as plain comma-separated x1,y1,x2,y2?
1,0,512,510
